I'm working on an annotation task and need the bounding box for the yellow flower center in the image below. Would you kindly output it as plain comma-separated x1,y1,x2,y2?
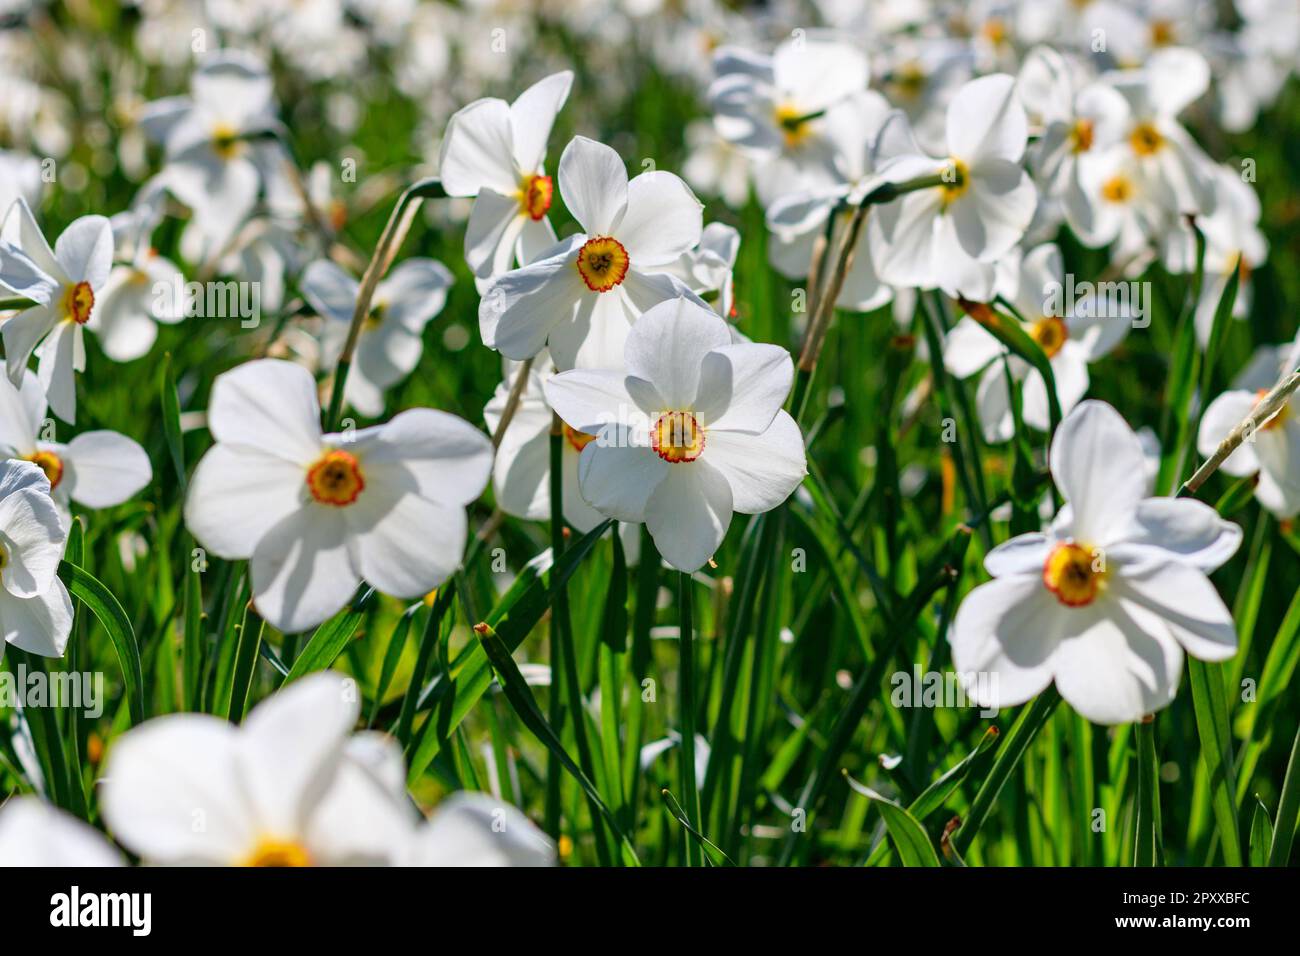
652,411,705,463
1069,118,1094,153
363,300,387,331
306,449,365,506
982,17,1008,45
1254,389,1290,431
774,103,814,147
62,281,94,325
1101,174,1134,204
563,423,597,453
26,450,64,490
212,122,243,160
575,236,630,293
1042,542,1107,607
518,174,553,221
938,158,970,206
242,837,313,867
1150,19,1174,46
891,62,926,100
1129,122,1164,156
1028,316,1068,358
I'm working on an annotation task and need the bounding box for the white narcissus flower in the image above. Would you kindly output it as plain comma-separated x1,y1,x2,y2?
681,118,752,210
868,74,1038,301
479,136,703,370
183,358,491,633
943,243,1132,441
140,51,285,259
649,222,741,320
1016,46,1131,238
101,672,552,866
0,199,114,424
1102,47,1217,216
708,36,869,209
0,150,43,222
101,672,416,866
0,460,73,660
543,296,807,572
438,71,573,280
953,401,1241,725
1197,334,1300,519
483,354,604,532
0,374,152,527
300,257,454,417
0,797,123,866
765,91,905,313
1190,164,1268,346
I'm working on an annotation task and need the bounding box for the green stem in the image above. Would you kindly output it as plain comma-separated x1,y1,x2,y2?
677,570,702,866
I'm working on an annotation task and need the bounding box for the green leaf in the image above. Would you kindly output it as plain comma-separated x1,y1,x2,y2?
1133,718,1162,866
404,520,614,783
160,354,187,491
368,602,420,726
282,587,375,684
1187,658,1242,865
1250,796,1274,867
843,772,940,866
1268,720,1300,866
59,561,145,725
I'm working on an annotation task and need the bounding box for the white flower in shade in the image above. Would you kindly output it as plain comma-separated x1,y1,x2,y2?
0,199,114,424
404,793,555,866
1189,165,1268,346
875,37,972,156
0,150,43,223
1070,145,1168,269
649,222,741,320
543,296,806,572
708,36,869,208
439,71,573,280
1016,46,1131,238
765,91,905,313
0,374,152,527
483,354,604,532
90,191,185,362
681,118,752,210
0,460,73,660
868,74,1038,301
478,136,703,370
0,797,122,866
1102,47,1217,216
140,51,284,258
300,257,453,417
183,359,491,633
101,672,416,866
953,401,1241,725
943,243,1132,441
1197,334,1300,519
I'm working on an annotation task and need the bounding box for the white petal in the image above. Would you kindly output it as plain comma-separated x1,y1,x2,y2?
1196,390,1260,477
251,506,357,634
240,672,360,839
983,533,1051,577
0,374,41,456
1050,601,1182,725
479,239,583,362
207,358,323,464
36,321,79,424
946,74,1028,164
349,491,466,598
623,297,731,409
352,408,492,507
949,160,1037,260
464,191,523,279
695,343,793,434
1120,498,1242,571
0,797,122,866
0,487,64,598
185,444,306,559
101,713,257,864
577,440,666,523
644,460,733,572
509,71,573,174
300,259,359,324
1049,400,1148,543
438,97,518,198
617,172,703,267
375,258,453,331
544,368,640,435
412,793,554,866
950,575,1061,708
943,316,1004,378
1113,559,1237,662
54,215,113,288
1,578,72,657
558,137,628,237
1,305,57,387
63,430,152,509
701,411,806,514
